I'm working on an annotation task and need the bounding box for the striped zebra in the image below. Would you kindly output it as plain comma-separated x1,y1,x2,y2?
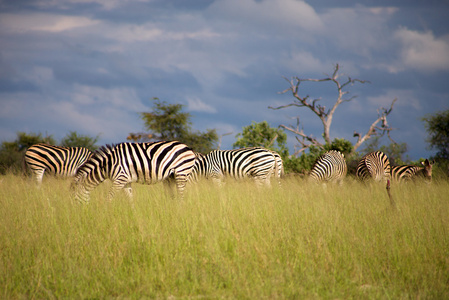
270,150,284,181
356,151,391,182
309,150,347,184
72,141,195,203
391,159,434,182
190,147,276,186
24,144,93,185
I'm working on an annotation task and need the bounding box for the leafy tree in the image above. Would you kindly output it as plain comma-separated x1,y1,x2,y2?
422,109,449,177
324,138,353,156
422,110,449,161
233,121,289,157
141,98,190,140
284,138,354,175
182,130,219,155
60,131,100,151
361,136,410,165
128,98,218,154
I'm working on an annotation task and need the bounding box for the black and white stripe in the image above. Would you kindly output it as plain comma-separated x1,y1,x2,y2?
24,144,92,185
72,141,195,202
391,159,434,182
190,147,276,186
309,150,347,183
270,150,284,184
356,151,391,182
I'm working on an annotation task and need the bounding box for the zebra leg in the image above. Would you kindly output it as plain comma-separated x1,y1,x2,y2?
210,171,224,187
108,180,130,201
174,174,188,199
163,180,175,199
254,176,271,188
124,183,133,199
33,168,45,186
74,184,92,204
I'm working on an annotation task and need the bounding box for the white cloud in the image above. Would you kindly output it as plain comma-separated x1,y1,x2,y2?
282,50,328,73
208,0,324,33
0,13,100,33
33,0,152,11
70,84,146,112
395,28,449,72
321,6,398,57
109,24,219,43
23,66,54,86
49,101,138,141
186,97,217,113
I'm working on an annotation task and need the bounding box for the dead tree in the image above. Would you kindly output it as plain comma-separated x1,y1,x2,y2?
269,64,396,154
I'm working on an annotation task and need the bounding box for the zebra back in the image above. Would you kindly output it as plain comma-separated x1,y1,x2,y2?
24,143,92,184
356,151,391,182
191,147,276,185
310,150,347,183
189,152,210,182
391,159,434,182
73,141,196,202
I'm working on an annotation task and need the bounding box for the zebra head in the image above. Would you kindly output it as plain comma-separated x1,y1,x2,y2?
420,159,434,181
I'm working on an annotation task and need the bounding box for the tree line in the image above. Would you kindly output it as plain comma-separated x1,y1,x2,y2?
1,65,448,177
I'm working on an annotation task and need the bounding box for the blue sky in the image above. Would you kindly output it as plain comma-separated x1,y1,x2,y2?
1,0,448,160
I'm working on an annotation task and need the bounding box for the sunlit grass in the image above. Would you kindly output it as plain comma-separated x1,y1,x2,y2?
1,174,448,298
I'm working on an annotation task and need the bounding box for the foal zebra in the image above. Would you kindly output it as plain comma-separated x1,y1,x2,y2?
356,151,391,182
24,144,92,185
72,141,195,203
391,159,434,182
309,150,347,184
190,147,276,186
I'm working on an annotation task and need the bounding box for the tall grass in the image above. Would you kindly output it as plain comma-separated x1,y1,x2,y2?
1,174,448,299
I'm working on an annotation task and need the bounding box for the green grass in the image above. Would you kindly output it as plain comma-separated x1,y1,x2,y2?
1,174,449,299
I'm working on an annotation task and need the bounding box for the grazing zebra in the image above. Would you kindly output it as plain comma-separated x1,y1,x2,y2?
72,141,195,203
190,147,276,186
309,150,347,184
391,159,434,182
24,144,93,185
356,151,391,182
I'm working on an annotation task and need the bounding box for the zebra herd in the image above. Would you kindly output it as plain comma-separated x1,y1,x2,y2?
24,142,433,203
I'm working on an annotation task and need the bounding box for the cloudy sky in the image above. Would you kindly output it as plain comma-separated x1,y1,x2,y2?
1,0,448,160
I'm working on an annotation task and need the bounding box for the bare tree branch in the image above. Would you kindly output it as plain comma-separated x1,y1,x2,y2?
352,98,397,152
269,64,393,155
217,132,233,150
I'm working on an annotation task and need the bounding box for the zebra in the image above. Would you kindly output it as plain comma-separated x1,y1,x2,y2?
190,147,276,186
24,144,93,185
269,150,284,182
391,159,434,182
356,151,391,182
309,150,347,184
72,141,196,203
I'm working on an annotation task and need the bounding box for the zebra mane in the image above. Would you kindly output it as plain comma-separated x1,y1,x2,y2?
94,143,118,156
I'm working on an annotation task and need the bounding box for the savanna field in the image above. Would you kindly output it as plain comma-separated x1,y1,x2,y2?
1,174,449,299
